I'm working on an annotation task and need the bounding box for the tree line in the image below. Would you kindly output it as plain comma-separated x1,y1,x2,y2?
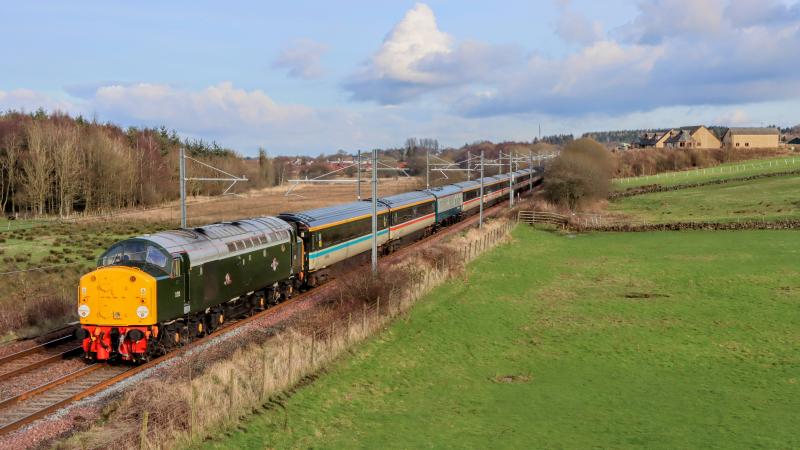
0,110,280,217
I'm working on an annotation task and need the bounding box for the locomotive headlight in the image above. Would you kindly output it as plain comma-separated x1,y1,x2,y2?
81,287,87,295
140,288,146,296
78,304,90,318
136,306,149,319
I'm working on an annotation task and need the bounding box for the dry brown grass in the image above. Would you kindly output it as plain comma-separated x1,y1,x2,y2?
84,177,424,226
59,219,515,450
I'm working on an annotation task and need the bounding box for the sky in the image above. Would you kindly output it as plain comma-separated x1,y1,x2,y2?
1,0,799,156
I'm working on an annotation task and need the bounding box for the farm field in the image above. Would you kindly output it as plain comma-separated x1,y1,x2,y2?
609,173,800,224
115,176,423,225
203,228,800,449
613,155,800,190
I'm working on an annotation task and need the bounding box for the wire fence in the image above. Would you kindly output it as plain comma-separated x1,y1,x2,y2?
614,157,800,185
567,213,800,230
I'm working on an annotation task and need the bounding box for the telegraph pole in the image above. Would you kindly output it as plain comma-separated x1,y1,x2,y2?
179,147,187,228
467,151,471,181
357,150,362,201
425,146,430,189
508,151,514,207
479,150,484,229
371,149,378,276
529,150,533,192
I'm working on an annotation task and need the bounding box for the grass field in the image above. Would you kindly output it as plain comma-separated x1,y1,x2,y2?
613,156,800,190
609,173,800,223
203,228,800,449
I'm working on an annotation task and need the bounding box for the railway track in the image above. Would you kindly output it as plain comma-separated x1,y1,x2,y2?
0,335,82,382
0,196,525,437
0,364,128,434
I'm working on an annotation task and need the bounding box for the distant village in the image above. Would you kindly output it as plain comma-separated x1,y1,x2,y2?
623,126,789,150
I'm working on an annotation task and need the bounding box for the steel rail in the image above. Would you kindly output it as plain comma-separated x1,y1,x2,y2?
0,346,83,382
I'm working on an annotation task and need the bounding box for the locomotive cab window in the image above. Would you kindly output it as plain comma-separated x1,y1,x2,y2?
98,241,170,275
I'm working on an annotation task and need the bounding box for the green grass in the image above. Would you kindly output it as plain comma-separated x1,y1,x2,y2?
0,218,46,233
0,219,173,337
203,228,800,449
613,156,800,190
610,174,800,223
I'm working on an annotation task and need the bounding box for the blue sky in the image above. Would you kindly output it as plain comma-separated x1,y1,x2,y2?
1,0,799,155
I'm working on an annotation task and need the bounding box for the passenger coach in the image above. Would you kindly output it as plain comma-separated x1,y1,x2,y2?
279,201,390,286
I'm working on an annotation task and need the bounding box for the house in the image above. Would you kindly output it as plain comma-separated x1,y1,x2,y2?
722,127,780,148
679,125,721,148
635,130,670,148
635,126,721,149
786,137,800,145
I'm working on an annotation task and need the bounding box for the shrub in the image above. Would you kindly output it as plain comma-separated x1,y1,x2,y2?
543,138,613,209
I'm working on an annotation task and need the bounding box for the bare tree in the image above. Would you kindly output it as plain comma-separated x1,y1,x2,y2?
52,123,81,217
23,121,54,216
0,133,21,214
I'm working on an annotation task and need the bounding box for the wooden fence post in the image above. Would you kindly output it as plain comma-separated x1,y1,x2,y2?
229,368,235,421
261,345,268,401
311,332,316,367
347,313,352,344
140,410,149,450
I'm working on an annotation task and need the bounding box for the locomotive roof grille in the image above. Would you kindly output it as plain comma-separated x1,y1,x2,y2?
124,216,292,267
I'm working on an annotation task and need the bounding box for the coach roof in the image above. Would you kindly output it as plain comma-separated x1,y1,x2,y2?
453,180,480,191
279,201,388,231
378,190,435,209
424,184,462,198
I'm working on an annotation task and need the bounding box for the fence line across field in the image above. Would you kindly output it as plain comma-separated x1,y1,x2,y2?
614,157,799,184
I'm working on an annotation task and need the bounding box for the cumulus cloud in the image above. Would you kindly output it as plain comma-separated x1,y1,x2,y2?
0,88,75,113
344,3,518,104
621,0,726,44
92,82,313,135
712,109,752,126
272,39,328,80
454,0,800,118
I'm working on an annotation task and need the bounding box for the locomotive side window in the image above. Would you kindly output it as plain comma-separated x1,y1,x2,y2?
171,258,182,279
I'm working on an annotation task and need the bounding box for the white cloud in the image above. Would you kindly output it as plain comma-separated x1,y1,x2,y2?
456,0,800,117
368,3,452,85
272,39,328,80
621,0,726,44
712,109,752,126
0,89,75,114
92,82,313,135
344,3,518,104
